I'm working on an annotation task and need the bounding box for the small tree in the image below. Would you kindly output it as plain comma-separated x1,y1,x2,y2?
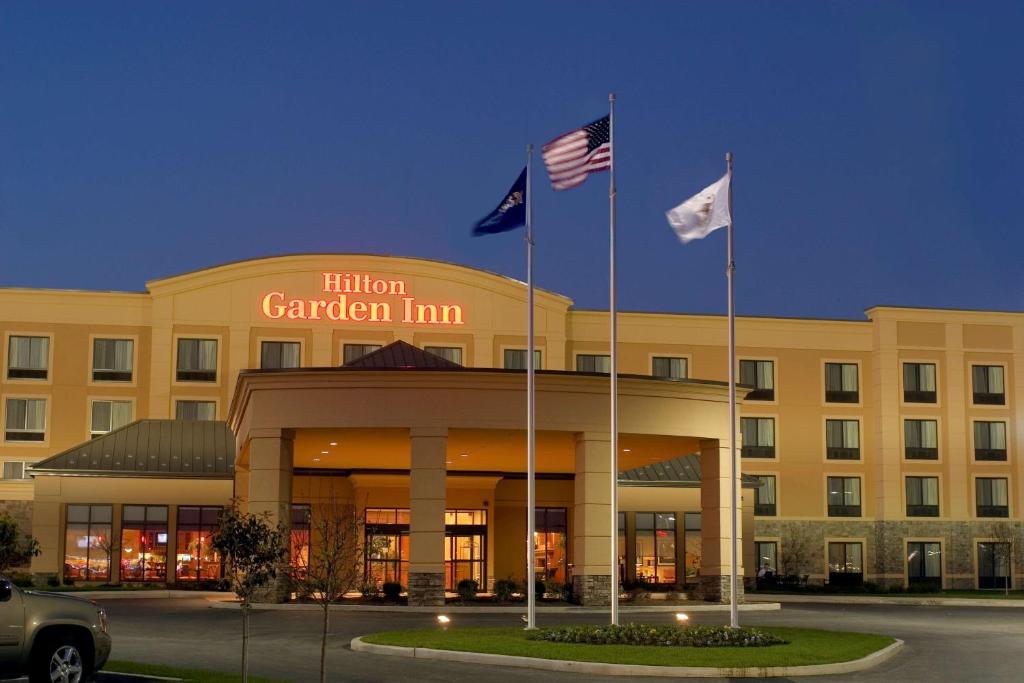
0,513,40,575
212,502,288,682
780,525,817,580
987,522,1021,596
292,493,384,683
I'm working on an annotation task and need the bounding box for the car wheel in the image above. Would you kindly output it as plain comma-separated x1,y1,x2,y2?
29,636,91,683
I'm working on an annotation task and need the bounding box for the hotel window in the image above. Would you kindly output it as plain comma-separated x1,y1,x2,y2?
176,338,218,382
90,400,132,437
824,362,859,403
754,541,778,575
2,461,31,480
576,354,610,373
907,542,942,590
6,335,49,380
120,505,168,582
828,541,864,587
365,508,410,589
905,476,940,517
974,421,1007,461
827,476,862,517
903,363,936,403
176,506,222,582
534,507,567,583
739,360,774,401
972,365,1005,405
741,417,775,458
976,478,1009,518
904,419,938,460
260,341,301,370
826,419,860,460
684,512,702,581
4,397,46,442
652,356,688,380
175,400,216,421
343,343,382,364
504,349,542,370
752,475,776,516
978,542,1012,590
635,512,676,584
423,346,463,365
92,338,134,382
290,504,311,574
64,504,112,582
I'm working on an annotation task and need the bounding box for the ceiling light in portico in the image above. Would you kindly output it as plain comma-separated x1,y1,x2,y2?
459,453,469,457
313,458,320,463
329,442,338,446
321,451,328,455
623,448,631,452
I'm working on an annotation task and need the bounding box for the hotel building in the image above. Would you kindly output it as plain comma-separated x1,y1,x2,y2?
0,254,1021,604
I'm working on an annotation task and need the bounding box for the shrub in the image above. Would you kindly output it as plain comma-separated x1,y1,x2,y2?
493,579,517,602
528,624,787,648
457,579,479,602
10,573,33,588
382,582,403,601
55,576,70,587
534,579,545,599
360,583,379,600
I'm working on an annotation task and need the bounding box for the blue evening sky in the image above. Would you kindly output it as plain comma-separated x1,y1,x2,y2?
2,1,1022,318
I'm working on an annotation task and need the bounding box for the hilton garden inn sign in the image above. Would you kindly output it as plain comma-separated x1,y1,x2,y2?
260,271,465,325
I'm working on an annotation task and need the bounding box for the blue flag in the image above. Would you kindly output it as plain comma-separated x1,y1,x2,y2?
472,167,527,235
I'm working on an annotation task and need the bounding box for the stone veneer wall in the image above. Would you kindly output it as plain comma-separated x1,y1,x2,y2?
408,572,445,606
755,519,1024,589
572,574,611,605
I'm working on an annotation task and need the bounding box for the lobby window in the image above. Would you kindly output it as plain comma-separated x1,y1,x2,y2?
827,476,862,517
904,419,938,460
90,400,132,437
907,542,941,590
972,365,1005,405
92,338,134,382
978,542,1012,590
752,475,776,516
176,506,222,582
683,512,702,581
365,508,410,589
6,335,49,380
260,341,301,370
826,419,860,460
504,349,542,370
824,362,859,403
576,354,610,373
120,505,168,582
635,512,676,584
976,478,1009,518
652,356,688,380
64,504,112,582
424,346,463,365
4,397,46,442
534,507,567,584
176,338,218,382
618,512,626,582
291,504,311,574
2,461,31,480
754,541,778,576
444,509,486,591
903,363,936,403
343,343,382,364
828,541,864,587
906,476,940,517
974,421,1007,461
741,417,775,458
175,400,216,421
739,360,774,401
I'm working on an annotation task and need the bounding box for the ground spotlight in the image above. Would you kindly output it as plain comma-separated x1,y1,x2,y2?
436,614,451,629
674,613,690,623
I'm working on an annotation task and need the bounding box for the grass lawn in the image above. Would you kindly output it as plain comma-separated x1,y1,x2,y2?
103,660,284,682
753,588,1024,600
363,626,894,668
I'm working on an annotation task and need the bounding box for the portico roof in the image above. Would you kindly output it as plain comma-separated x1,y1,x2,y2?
619,453,762,488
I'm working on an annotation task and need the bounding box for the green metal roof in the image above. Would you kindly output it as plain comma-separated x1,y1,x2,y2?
619,453,761,488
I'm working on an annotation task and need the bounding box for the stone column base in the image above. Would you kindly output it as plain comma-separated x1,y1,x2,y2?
572,574,612,606
408,572,445,606
699,574,745,603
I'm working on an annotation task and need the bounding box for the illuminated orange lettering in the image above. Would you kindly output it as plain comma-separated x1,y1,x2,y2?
350,300,368,322
439,304,464,325
308,300,326,320
262,292,286,319
286,299,307,319
369,302,391,322
322,272,343,293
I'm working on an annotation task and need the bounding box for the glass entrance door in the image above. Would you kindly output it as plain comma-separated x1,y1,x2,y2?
445,533,485,590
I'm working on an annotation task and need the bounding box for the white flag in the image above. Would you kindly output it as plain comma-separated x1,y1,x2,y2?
666,173,731,243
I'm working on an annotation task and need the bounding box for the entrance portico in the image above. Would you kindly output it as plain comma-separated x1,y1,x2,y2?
228,354,747,605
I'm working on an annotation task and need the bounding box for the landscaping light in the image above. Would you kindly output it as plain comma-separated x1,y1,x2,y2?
675,613,690,623
436,615,451,629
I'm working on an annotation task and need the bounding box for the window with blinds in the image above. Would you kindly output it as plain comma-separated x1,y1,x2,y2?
176,339,218,382
4,398,46,441
90,400,132,437
93,338,134,382
824,362,859,403
739,360,774,400
7,336,49,380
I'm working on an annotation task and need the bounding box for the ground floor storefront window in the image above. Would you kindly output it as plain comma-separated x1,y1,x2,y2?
907,542,941,590
755,540,778,579
635,512,676,583
683,512,702,581
978,542,1012,590
64,504,113,581
828,541,864,587
534,507,567,584
444,509,486,590
290,504,312,575
120,505,168,582
175,506,222,582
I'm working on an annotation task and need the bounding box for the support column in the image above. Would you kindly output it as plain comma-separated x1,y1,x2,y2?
408,427,447,606
699,437,744,603
572,432,612,605
247,428,294,602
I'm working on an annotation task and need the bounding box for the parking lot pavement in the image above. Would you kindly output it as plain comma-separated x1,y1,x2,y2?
99,598,1024,682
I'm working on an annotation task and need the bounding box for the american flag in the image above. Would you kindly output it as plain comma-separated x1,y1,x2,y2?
542,115,611,191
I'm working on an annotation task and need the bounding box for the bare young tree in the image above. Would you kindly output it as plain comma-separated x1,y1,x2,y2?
986,522,1021,596
780,525,817,581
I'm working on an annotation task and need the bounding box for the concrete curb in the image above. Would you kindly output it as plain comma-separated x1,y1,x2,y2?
209,601,781,614
349,636,903,678
747,593,1024,608
61,590,233,601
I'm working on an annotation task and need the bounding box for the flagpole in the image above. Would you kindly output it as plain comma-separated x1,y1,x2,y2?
608,92,619,626
525,144,538,630
726,151,739,629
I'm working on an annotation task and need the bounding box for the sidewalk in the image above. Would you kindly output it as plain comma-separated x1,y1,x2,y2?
208,600,781,614
745,592,1024,608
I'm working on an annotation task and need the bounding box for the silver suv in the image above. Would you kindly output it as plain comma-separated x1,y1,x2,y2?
0,578,111,682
